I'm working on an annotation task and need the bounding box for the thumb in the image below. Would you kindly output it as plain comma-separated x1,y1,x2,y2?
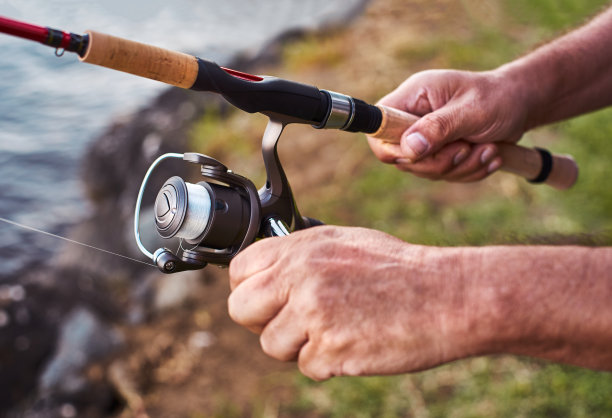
400,105,470,162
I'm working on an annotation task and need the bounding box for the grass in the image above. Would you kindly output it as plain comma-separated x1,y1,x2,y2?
186,0,612,415
287,359,612,418
507,0,609,32
555,111,612,233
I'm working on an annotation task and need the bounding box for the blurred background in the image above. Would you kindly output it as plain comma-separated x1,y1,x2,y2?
1,0,612,416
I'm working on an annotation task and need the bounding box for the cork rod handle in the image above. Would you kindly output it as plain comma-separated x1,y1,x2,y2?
79,30,199,89
371,105,578,190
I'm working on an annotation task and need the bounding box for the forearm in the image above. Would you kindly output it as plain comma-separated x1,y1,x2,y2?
463,245,612,369
496,6,612,129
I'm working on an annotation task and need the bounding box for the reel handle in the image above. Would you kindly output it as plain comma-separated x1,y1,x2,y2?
370,105,578,190
264,216,324,238
302,216,325,228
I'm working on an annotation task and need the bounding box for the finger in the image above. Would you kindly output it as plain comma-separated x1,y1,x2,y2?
229,236,283,291
228,270,288,333
260,305,308,362
376,78,433,117
439,143,498,180
454,157,502,183
394,141,471,178
366,136,404,164
376,85,409,110
296,338,363,381
400,104,480,163
297,340,333,381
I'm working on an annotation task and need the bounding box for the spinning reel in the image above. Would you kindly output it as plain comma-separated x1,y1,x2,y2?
134,118,321,274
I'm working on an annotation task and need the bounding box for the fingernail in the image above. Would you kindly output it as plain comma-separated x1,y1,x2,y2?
453,148,469,165
487,158,502,173
480,146,495,164
395,158,412,165
402,132,429,158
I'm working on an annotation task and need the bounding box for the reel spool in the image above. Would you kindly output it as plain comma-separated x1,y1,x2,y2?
134,152,261,273
154,177,250,248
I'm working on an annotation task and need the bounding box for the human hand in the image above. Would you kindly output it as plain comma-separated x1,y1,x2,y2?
367,69,530,182
228,226,475,380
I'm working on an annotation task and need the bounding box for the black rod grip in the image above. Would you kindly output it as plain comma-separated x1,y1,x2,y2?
344,99,382,134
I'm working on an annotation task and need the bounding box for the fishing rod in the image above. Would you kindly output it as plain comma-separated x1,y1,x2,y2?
0,16,579,273
0,16,578,187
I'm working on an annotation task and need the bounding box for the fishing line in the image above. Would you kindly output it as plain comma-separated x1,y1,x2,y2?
178,182,212,241
0,216,156,268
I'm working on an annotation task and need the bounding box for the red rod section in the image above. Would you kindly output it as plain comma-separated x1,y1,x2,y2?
0,15,88,56
60,31,72,49
221,66,264,82
0,16,49,43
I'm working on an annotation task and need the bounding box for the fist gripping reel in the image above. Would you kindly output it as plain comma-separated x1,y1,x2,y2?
134,118,319,274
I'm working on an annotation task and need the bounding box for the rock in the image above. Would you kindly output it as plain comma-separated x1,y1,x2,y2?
153,271,204,312
38,306,123,396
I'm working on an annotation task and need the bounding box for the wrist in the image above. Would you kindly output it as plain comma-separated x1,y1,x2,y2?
446,245,526,359
491,63,549,131
460,245,611,365
417,246,494,362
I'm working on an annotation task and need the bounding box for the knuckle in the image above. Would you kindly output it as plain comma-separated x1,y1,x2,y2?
451,151,485,175
337,360,364,377
227,292,243,324
438,160,455,176
425,111,453,142
298,359,330,382
319,331,347,355
228,258,244,289
461,158,482,173
259,332,285,361
418,155,454,176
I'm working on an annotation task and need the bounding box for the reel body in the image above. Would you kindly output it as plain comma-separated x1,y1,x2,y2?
135,118,319,273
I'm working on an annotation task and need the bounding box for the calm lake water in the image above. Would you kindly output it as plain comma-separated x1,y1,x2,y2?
0,0,367,277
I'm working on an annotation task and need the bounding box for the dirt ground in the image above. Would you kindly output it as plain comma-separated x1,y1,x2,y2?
111,268,297,417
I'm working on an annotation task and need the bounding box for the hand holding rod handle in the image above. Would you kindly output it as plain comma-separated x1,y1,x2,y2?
370,105,579,190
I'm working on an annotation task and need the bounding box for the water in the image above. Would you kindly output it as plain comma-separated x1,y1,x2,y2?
0,0,367,277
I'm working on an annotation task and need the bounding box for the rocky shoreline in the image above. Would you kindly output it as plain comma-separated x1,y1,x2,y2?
7,92,218,417
1,29,344,416
3,85,209,418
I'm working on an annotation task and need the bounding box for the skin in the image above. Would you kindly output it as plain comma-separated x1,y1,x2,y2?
229,227,612,380
228,6,612,380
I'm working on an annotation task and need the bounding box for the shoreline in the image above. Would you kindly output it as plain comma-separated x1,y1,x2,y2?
2,4,372,414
